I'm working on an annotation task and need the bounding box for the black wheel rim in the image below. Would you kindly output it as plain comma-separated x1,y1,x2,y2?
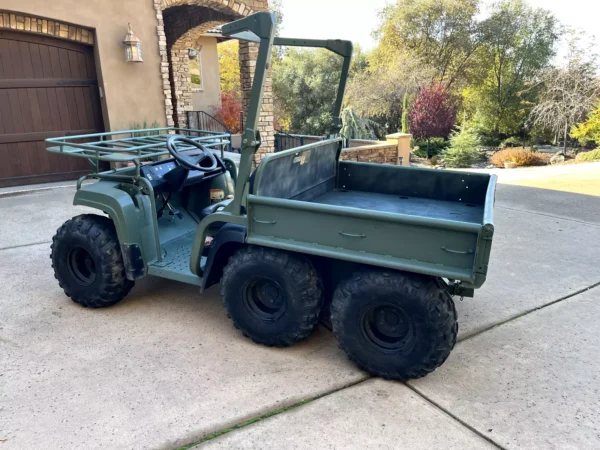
361,303,416,354
66,246,97,287
242,277,286,321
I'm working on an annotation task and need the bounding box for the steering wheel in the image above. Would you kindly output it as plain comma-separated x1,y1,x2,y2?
166,135,218,172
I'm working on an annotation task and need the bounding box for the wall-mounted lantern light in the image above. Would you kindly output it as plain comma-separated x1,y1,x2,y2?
188,48,198,60
123,23,143,62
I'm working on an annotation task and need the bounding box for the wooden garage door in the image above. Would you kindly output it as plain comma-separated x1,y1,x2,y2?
0,30,103,187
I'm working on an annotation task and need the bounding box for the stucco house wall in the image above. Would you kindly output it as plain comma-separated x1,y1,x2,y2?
0,1,167,130
190,36,221,114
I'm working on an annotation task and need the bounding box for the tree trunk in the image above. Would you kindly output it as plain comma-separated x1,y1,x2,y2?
562,121,568,155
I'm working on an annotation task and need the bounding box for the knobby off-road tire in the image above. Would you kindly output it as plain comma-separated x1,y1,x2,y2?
221,246,324,347
51,214,134,308
331,270,457,380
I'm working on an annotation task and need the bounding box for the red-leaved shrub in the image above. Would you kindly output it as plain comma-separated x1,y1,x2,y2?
211,90,242,133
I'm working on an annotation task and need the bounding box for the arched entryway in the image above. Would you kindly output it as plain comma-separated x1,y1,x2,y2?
154,0,275,160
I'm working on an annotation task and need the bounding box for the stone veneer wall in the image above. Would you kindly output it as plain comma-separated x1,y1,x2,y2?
341,142,400,165
154,0,275,162
239,41,274,164
0,11,94,44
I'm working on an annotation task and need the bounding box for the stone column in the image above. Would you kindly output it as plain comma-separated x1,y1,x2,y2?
154,1,174,127
386,132,412,166
239,41,275,166
168,48,194,128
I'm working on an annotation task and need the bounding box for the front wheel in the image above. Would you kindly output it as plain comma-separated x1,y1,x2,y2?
51,214,134,308
331,270,457,380
221,246,324,347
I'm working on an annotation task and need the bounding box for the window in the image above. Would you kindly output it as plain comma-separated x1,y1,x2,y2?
189,46,203,91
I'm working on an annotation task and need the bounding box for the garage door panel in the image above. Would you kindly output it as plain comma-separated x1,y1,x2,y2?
64,88,81,130
27,88,45,131
83,51,94,79
6,90,24,133
82,88,97,130
38,44,54,79
44,88,64,131
0,31,103,187
35,87,55,132
29,43,43,77
47,46,61,79
19,41,35,79
73,87,89,129
54,87,72,131
19,142,36,175
9,40,25,78
68,50,83,79
17,89,35,133
57,48,72,78
35,140,52,174
44,141,61,173
0,39,9,79
0,144,8,177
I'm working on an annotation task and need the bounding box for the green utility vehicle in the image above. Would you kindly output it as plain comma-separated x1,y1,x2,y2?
47,12,496,380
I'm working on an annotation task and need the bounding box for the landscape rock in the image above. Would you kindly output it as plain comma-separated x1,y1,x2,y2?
550,151,565,164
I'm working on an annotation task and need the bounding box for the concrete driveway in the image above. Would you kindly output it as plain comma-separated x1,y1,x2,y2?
1,162,599,449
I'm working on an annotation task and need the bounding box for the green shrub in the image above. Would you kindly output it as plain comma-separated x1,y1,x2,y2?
575,148,600,161
500,136,522,148
479,134,503,147
443,126,484,168
412,137,448,158
191,74,201,85
430,155,440,166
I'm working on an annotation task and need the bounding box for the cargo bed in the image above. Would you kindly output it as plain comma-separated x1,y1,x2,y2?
247,139,496,290
311,189,484,224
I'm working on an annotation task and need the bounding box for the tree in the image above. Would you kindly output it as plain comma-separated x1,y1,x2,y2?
340,108,382,140
409,84,457,157
272,48,344,135
345,50,430,133
218,40,240,95
571,104,600,147
401,93,409,133
373,0,481,88
465,0,559,137
269,0,284,37
529,34,600,152
443,124,483,167
211,91,242,133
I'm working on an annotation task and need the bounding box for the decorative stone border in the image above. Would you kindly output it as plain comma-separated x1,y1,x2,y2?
0,11,94,45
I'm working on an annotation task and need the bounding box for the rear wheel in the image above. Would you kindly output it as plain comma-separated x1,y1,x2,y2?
51,214,134,308
221,246,324,347
331,270,457,380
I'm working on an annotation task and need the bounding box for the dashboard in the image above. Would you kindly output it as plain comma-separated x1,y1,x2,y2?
140,157,225,191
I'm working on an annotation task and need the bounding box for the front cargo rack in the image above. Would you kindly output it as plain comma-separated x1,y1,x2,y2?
46,127,231,173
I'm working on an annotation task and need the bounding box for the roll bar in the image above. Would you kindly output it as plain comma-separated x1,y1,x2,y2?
221,12,353,216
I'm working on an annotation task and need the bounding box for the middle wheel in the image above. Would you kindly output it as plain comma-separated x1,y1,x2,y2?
221,246,324,347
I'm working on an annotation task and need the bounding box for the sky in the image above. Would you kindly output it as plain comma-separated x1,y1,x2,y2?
278,0,600,60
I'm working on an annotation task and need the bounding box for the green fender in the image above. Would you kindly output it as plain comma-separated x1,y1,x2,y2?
73,181,159,278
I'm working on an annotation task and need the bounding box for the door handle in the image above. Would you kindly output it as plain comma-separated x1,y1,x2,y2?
339,231,366,238
441,246,473,255
253,218,276,225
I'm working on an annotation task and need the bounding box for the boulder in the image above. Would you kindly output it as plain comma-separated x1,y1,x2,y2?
550,151,565,165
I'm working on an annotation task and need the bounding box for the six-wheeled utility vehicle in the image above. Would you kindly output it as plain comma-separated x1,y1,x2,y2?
47,12,496,380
